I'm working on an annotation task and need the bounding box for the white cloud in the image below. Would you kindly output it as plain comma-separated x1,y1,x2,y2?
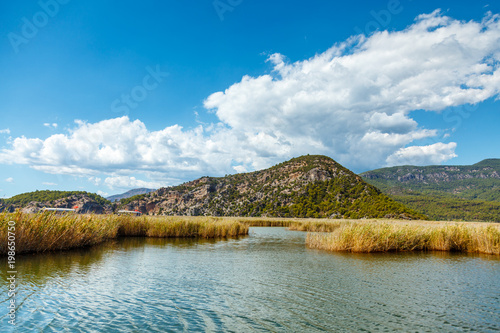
1,10,500,181
104,176,163,190
97,190,109,197
204,10,500,169
88,176,102,186
42,182,57,186
233,165,248,173
386,142,458,166
5,177,14,183
43,123,58,129
0,129,10,134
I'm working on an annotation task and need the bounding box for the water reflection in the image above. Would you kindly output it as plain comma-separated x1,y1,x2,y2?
1,228,499,332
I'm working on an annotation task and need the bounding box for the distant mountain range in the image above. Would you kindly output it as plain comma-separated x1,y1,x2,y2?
361,159,500,201
2,156,498,221
360,159,500,221
107,188,156,202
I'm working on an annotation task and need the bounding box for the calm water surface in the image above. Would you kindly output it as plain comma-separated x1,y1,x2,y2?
1,227,500,332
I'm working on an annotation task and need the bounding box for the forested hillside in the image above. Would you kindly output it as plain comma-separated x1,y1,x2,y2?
361,159,500,221
118,155,426,219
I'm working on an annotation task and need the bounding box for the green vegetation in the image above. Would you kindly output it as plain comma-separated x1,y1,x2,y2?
360,159,500,200
392,193,500,222
119,193,149,205
361,159,500,221
0,212,249,255
306,221,500,254
286,179,426,219
3,190,110,206
118,155,426,219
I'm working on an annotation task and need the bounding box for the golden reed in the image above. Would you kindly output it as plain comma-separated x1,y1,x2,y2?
0,212,249,254
306,222,500,255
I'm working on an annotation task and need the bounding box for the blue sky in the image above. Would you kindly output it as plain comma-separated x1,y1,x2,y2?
1,0,499,198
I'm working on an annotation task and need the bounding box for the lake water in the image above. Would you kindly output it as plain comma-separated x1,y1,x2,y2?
1,227,500,332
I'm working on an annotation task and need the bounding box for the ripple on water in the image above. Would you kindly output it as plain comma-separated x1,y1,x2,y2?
1,227,499,332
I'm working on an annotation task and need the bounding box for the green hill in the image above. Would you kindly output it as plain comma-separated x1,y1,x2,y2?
118,155,426,219
361,159,500,221
0,190,111,214
3,190,110,206
360,159,500,201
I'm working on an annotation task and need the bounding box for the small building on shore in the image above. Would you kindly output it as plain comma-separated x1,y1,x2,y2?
42,207,76,214
117,210,142,216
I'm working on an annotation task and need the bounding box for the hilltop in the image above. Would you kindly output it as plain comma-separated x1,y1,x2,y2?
0,190,112,214
118,155,425,219
107,188,156,202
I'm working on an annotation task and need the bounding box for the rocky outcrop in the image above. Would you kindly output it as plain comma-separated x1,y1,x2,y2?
360,159,500,202
364,161,500,185
117,155,424,219
14,194,113,214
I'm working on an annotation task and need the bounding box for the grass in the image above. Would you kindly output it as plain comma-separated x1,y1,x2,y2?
2,212,498,255
0,212,249,255
288,221,342,232
306,221,500,255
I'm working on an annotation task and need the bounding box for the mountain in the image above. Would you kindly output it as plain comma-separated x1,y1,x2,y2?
361,159,500,201
107,188,156,202
0,190,112,214
117,155,425,219
360,159,500,222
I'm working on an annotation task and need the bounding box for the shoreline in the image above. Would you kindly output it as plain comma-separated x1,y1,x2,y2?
1,213,499,255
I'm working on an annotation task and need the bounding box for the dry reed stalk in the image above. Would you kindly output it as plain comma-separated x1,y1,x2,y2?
306,222,500,254
0,213,248,254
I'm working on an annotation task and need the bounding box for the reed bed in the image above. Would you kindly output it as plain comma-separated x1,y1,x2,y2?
123,216,249,238
0,211,119,254
288,221,342,232
0,212,249,255
306,222,500,255
232,217,294,227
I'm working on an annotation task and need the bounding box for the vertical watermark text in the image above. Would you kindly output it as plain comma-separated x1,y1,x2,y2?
6,220,17,326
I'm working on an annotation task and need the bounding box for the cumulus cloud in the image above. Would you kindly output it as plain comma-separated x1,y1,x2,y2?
233,165,248,173
0,129,10,134
5,177,14,183
88,177,102,186
386,142,458,166
43,123,58,129
1,10,500,183
205,10,500,168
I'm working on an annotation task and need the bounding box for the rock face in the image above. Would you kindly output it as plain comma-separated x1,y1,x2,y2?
8,194,113,214
118,155,424,219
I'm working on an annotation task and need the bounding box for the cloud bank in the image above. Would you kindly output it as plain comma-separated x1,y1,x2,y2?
1,10,500,188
